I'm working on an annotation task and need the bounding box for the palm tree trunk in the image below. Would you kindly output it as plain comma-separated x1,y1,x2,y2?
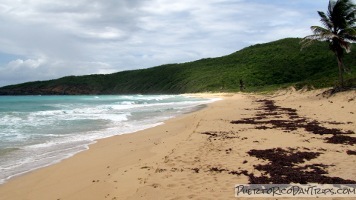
337,56,344,88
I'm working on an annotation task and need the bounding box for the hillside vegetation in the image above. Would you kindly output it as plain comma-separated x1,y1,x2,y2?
0,38,355,95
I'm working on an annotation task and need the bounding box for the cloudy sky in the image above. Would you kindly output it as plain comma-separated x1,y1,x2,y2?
0,0,329,86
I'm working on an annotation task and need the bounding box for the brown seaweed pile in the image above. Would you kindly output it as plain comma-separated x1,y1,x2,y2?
246,148,356,184
231,99,354,135
347,150,356,155
326,135,356,145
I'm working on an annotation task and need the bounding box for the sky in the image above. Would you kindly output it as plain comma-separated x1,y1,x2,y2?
0,0,330,87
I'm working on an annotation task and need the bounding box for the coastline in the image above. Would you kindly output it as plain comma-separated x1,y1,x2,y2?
0,90,355,199
0,95,217,185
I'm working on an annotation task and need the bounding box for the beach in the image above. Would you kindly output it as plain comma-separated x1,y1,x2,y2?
0,89,355,200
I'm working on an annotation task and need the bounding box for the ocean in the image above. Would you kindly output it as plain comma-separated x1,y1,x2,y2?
0,95,218,184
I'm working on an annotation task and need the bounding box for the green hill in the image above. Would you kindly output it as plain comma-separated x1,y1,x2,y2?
0,38,355,95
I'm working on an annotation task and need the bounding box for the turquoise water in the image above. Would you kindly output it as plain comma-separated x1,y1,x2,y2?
0,95,217,184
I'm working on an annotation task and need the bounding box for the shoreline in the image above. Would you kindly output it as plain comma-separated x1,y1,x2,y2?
0,90,355,199
0,94,217,186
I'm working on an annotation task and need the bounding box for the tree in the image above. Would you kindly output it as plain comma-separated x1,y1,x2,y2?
302,0,356,88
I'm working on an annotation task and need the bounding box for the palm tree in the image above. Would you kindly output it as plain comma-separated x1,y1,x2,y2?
302,0,356,88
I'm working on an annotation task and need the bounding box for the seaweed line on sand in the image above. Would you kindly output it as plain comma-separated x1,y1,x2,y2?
231,99,355,145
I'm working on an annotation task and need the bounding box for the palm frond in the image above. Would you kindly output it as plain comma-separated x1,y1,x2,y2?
300,34,329,50
351,18,356,24
339,39,352,53
345,8,355,21
310,26,336,39
300,37,317,50
329,0,355,30
318,11,333,29
344,34,356,42
340,26,356,38
328,0,337,16
344,5,355,23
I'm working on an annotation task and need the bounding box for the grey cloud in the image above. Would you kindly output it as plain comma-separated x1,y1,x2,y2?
0,0,326,86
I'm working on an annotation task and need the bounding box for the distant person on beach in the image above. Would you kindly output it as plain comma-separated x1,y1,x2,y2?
240,79,245,91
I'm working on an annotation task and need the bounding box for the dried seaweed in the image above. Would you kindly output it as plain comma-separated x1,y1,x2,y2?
231,99,354,136
346,150,356,155
325,135,356,145
246,148,356,184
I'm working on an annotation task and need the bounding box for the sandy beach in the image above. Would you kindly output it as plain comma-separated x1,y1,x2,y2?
0,89,355,200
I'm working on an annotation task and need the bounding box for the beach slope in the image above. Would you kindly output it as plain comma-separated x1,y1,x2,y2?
0,90,355,200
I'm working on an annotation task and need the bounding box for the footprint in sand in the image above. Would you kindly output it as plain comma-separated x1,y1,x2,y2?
150,183,161,188
167,183,177,188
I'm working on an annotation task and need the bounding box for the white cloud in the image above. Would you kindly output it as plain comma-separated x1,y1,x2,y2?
7,58,44,69
0,0,327,86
